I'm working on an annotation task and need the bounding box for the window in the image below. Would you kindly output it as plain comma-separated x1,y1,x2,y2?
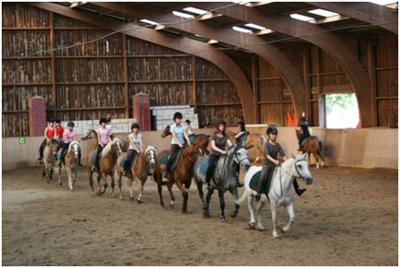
325,93,360,128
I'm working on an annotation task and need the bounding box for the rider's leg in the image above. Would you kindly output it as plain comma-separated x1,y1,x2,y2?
123,149,135,176
38,139,46,160
163,144,180,181
256,165,273,201
205,154,219,189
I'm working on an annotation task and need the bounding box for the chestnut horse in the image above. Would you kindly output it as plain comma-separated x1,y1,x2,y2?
295,129,325,168
226,129,264,164
153,143,203,213
42,139,61,183
161,125,210,154
113,146,158,203
57,140,81,191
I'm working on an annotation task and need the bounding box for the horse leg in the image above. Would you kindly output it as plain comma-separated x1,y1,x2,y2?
166,183,175,208
247,192,257,229
114,172,124,200
157,180,165,207
314,153,320,169
98,173,108,195
282,202,295,233
58,164,63,186
196,180,207,208
175,180,189,213
137,177,144,203
218,188,226,222
229,187,240,218
88,170,96,196
255,199,266,232
203,188,214,218
270,201,279,239
126,177,134,201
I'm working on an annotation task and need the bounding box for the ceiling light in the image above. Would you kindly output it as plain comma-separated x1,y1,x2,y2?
308,9,339,17
172,11,194,19
290,14,316,23
139,19,159,26
232,26,253,34
244,23,266,31
182,7,208,15
207,39,219,44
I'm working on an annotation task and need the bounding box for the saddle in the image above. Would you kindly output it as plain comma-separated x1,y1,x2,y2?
249,166,276,196
118,154,138,170
158,149,182,172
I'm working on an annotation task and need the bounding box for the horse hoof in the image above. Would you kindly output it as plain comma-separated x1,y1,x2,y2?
130,196,135,202
257,226,266,232
230,211,238,218
220,217,226,223
137,199,143,204
248,222,256,229
203,212,211,218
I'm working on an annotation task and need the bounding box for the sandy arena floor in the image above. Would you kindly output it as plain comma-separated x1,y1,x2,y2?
2,165,398,266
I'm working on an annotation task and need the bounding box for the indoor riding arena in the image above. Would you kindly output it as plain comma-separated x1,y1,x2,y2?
2,2,398,266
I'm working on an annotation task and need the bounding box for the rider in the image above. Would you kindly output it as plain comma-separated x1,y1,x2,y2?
205,120,233,190
54,119,64,143
93,118,112,172
256,125,305,202
185,119,195,144
123,123,142,177
234,115,247,146
298,112,310,151
162,112,191,182
37,119,55,161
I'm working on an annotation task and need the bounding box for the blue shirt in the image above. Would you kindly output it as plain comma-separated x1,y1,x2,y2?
170,123,185,144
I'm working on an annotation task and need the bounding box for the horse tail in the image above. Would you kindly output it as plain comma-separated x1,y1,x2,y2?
235,189,248,206
317,139,325,161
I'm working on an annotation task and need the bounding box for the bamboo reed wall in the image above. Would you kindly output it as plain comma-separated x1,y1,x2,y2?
2,3,398,137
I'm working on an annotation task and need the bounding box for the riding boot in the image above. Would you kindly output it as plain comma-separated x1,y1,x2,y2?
38,139,46,160
78,150,83,166
162,171,169,182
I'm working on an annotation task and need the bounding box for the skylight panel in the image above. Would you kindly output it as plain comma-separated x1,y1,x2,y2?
369,0,397,5
182,7,208,15
244,23,266,31
232,26,253,34
172,11,194,19
308,9,339,17
290,14,316,23
139,19,159,26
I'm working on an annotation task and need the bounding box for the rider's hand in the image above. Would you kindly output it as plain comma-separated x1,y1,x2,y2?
178,143,184,148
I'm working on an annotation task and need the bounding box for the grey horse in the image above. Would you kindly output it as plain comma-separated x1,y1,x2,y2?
193,144,252,222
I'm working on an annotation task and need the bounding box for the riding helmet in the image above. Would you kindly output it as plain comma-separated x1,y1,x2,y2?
185,119,191,124
55,119,61,124
173,112,183,120
266,125,278,135
67,121,75,128
215,120,227,127
99,118,108,124
131,123,140,130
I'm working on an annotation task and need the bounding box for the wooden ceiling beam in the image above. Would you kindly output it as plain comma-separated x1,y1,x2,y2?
308,2,397,35
191,2,375,127
29,2,257,123
90,2,309,122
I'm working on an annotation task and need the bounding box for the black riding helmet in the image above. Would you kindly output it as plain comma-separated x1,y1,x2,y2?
266,125,278,135
67,121,75,128
131,123,140,130
99,118,108,124
173,112,183,120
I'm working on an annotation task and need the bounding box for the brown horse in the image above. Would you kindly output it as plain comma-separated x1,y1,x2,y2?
153,143,203,213
57,140,80,191
84,133,123,195
42,139,61,183
113,145,158,203
226,129,263,164
295,129,325,168
161,125,210,154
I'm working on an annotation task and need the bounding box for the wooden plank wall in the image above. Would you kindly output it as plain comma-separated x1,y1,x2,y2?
2,3,398,137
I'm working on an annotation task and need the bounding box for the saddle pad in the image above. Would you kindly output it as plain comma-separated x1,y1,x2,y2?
158,150,182,172
199,156,209,175
90,154,98,165
119,158,126,168
300,139,306,147
249,166,276,195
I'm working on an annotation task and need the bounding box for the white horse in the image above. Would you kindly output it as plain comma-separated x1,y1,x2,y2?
236,154,313,239
58,140,81,191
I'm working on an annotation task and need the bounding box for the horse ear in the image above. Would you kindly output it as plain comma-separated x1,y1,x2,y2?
291,154,296,159
244,144,254,150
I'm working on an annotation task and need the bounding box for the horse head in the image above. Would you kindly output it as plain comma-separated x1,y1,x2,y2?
144,145,158,170
290,154,313,185
228,144,251,171
161,125,171,138
68,140,80,159
185,143,202,162
48,139,61,156
102,138,123,159
81,129,97,141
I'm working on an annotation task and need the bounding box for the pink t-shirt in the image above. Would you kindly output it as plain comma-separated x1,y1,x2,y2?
64,129,77,143
97,127,110,146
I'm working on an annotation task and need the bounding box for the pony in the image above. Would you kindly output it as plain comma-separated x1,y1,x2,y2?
235,154,313,239
113,145,158,203
85,137,123,196
57,140,81,191
193,144,251,222
295,129,325,168
226,129,264,164
153,143,203,213
161,125,210,154
42,139,61,183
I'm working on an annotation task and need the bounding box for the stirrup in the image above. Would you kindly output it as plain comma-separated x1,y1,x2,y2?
161,172,169,182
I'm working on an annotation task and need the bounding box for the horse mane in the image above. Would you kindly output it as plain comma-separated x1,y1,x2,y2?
102,137,121,156
81,129,97,141
67,140,79,153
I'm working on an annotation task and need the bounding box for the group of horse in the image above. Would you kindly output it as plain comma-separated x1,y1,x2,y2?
40,125,323,238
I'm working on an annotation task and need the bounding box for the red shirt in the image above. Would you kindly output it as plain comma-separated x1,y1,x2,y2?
55,126,64,138
45,127,55,139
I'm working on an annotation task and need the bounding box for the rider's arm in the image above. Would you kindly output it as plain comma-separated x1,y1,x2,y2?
183,129,191,145
171,130,183,148
226,138,233,147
